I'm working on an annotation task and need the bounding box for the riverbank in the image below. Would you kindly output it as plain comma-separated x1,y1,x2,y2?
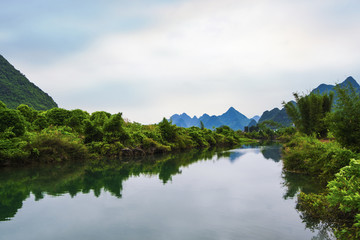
281,134,360,239
0,103,257,167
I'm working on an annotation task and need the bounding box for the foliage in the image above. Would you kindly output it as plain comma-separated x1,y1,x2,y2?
327,83,360,152
0,108,26,137
83,119,103,143
158,118,178,142
45,108,71,126
66,109,90,133
103,113,129,143
282,134,357,182
26,127,89,163
90,111,111,127
297,160,360,239
0,102,254,165
283,92,334,138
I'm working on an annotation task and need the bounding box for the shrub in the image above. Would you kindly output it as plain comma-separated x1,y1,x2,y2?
0,109,26,137
282,134,357,182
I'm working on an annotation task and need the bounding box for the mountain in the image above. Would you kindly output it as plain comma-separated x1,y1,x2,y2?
217,107,250,130
312,76,360,95
0,54,57,110
251,115,260,122
258,107,292,127
170,107,251,130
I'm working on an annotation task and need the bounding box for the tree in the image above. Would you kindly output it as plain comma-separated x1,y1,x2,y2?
103,113,129,143
45,108,71,126
66,109,90,133
17,104,38,123
158,118,177,142
283,92,334,138
90,111,111,128
200,121,205,130
83,119,103,143
0,109,26,137
0,100,6,110
327,83,360,152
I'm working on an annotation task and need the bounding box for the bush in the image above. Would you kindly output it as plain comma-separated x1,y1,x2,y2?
282,134,358,182
45,108,71,126
27,129,89,163
0,109,26,137
297,160,360,239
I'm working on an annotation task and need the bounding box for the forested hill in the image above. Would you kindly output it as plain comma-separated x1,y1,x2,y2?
0,55,57,110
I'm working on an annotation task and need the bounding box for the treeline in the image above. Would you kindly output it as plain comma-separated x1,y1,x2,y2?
244,120,296,141
281,83,360,239
0,101,255,166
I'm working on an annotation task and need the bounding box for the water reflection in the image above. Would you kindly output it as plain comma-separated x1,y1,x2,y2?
0,144,308,221
0,148,227,221
0,145,332,239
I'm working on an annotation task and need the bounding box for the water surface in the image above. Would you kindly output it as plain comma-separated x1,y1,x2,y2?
0,146,326,239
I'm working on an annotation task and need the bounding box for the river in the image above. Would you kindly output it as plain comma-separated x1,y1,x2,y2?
0,145,330,239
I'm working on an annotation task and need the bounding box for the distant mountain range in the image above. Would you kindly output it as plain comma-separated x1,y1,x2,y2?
311,76,360,94
170,76,360,130
0,54,57,110
170,107,255,131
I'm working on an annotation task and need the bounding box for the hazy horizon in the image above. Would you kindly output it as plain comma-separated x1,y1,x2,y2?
2,0,360,124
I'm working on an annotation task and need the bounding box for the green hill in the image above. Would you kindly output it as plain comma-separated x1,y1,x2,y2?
0,55,57,110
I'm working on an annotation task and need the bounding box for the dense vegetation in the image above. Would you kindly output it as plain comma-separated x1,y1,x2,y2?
0,55,57,110
282,83,360,239
0,101,255,167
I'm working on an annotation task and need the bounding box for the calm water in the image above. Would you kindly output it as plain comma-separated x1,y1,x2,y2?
0,146,328,240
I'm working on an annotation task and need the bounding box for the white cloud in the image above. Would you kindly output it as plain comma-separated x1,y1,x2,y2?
15,0,360,123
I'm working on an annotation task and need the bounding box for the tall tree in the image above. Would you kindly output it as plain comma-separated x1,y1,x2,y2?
327,83,360,152
283,92,334,138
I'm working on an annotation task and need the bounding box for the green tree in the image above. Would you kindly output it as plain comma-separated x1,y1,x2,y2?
200,121,205,130
83,119,103,143
45,108,71,126
66,109,90,133
90,111,111,128
283,92,334,138
0,100,6,110
327,83,360,152
17,104,38,123
0,109,26,137
158,118,177,142
32,114,49,131
103,113,129,143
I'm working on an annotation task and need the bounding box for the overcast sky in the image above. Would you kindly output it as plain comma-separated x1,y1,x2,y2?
1,0,360,124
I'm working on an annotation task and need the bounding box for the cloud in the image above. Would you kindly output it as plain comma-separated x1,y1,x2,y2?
4,0,360,123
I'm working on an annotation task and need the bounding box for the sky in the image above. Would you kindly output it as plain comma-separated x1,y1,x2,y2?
1,0,360,124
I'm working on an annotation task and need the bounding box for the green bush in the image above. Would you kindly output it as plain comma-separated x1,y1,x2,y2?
282,134,357,182
27,129,89,163
297,160,360,239
0,109,26,137
45,108,71,126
